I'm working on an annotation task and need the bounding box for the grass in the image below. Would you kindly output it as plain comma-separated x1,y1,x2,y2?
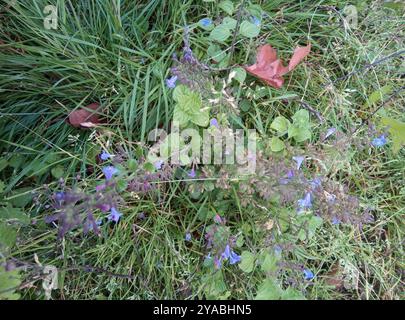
0,0,404,300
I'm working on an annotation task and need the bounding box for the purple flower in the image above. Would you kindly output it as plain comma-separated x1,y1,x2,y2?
251,16,261,26
165,75,178,89
371,135,387,147
200,18,213,27
55,192,65,201
324,127,336,140
303,268,314,280
107,207,122,223
297,192,312,213
274,245,282,257
310,177,322,189
292,156,305,170
100,151,112,161
188,169,196,178
221,244,231,260
154,160,164,170
210,118,219,128
214,256,222,269
96,184,106,192
97,203,111,212
214,214,223,224
183,47,193,62
280,170,294,184
229,250,241,265
102,166,118,180
185,233,192,242
331,217,341,225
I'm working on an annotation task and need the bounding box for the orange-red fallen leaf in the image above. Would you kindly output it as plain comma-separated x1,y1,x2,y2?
244,43,311,88
68,103,100,128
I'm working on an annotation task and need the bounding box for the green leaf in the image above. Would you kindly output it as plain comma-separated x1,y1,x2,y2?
366,85,393,107
0,266,21,300
202,271,227,299
270,116,290,135
239,251,255,273
222,17,237,29
232,67,246,83
127,159,138,171
255,278,283,300
207,44,226,62
177,90,202,114
240,99,251,112
298,215,323,241
9,187,33,208
261,253,279,273
9,154,24,169
190,109,209,127
381,117,405,153
209,24,231,42
239,20,260,38
270,137,285,152
0,180,4,193
173,85,190,102
0,205,30,224
51,166,64,179
0,158,8,172
218,0,234,15
173,105,190,127
0,222,17,248
281,287,306,300
292,109,310,126
143,162,155,172
288,125,311,142
116,179,128,192
247,4,263,18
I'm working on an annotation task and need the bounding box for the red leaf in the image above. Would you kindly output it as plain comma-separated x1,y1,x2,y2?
244,43,311,88
68,103,100,128
288,44,311,71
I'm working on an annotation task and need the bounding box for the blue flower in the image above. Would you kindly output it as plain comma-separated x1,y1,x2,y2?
102,166,119,180
165,75,178,89
251,16,261,26
229,250,241,265
297,192,312,213
210,118,219,128
274,245,282,257
371,135,387,147
108,207,122,223
303,268,314,280
214,256,222,269
310,177,322,189
154,160,164,170
292,156,305,170
185,233,192,242
331,217,341,225
221,244,231,261
55,192,65,201
188,169,196,178
200,18,213,27
100,151,112,161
